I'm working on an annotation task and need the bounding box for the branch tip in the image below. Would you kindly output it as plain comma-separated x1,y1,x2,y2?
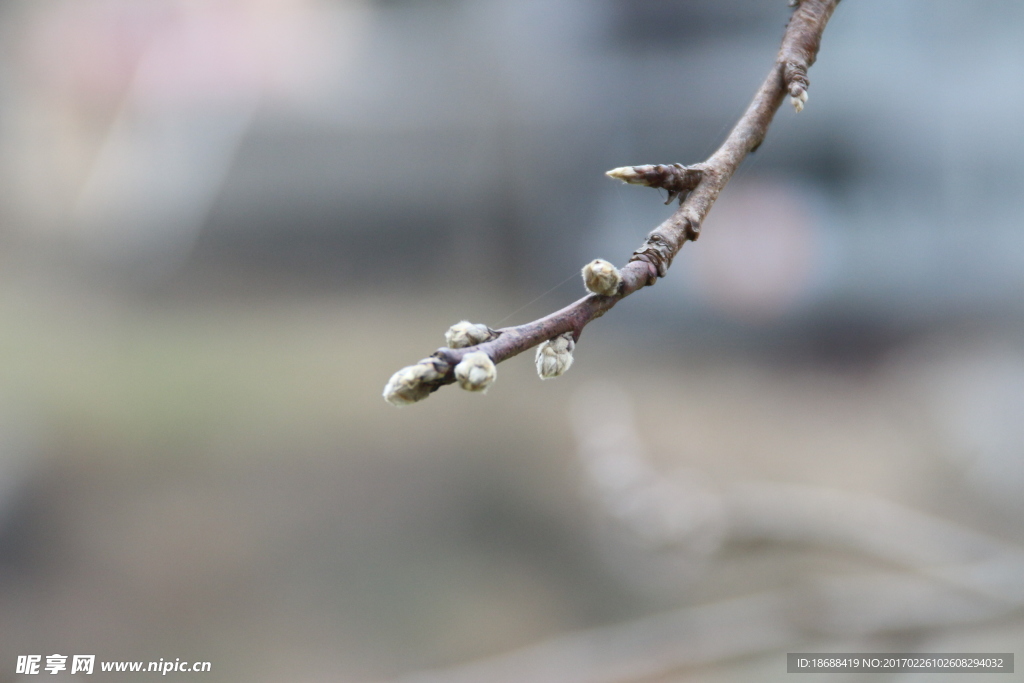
383,359,444,406
606,163,703,204
605,166,646,185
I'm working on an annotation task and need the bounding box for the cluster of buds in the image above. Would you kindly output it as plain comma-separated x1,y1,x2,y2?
384,255,620,404
445,322,498,393
381,351,499,405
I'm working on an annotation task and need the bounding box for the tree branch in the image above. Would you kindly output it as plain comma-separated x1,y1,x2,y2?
384,0,841,405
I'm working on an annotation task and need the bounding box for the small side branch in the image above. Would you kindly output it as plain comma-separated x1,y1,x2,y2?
606,164,704,205
384,0,840,405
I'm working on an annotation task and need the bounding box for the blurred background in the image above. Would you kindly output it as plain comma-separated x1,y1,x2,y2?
1,0,1024,681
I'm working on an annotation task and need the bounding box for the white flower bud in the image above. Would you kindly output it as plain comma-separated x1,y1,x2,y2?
454,351,497,393
445,320,493,349
382,360,442,406
605,166,645,185
791,88,808,113
535,332,575,379
582,259,622,297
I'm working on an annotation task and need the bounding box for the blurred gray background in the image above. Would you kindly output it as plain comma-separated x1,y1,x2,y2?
1,0,1024,681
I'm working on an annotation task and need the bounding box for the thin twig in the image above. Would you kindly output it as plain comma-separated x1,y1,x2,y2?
384,0,841,404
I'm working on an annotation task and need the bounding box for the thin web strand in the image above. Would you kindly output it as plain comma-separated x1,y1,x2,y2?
493,269,581,327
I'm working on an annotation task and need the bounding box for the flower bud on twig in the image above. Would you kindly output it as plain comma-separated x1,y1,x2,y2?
791,87,809,113
382,359,444,406
606,163,703,204
535,332,575,379
582,259,622,297
605,166,646,185
454,351,497,393
444,321,496,349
